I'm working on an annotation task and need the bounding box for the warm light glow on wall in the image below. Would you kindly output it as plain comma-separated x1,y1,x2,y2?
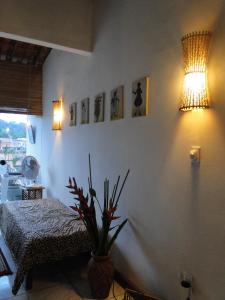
179,31,211,111
52,100,62,130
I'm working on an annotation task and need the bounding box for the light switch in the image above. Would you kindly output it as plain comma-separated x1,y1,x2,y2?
190,146,200,164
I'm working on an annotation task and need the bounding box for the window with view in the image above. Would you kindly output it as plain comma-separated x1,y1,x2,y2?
0,113,28,173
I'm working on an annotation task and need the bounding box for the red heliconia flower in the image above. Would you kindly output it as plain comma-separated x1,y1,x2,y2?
109,206,117,213
69,191,77,195
66,177,73,189
104,210,112,220
103,208,120,221
70,206,77,211
66,164,129,256
72,177,77,189
70,205,85,220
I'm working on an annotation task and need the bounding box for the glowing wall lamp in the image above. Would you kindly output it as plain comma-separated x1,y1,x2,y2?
52,99,62,130
179,31,211,111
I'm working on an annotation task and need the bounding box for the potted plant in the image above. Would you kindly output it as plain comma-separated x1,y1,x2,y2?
66,155,129,298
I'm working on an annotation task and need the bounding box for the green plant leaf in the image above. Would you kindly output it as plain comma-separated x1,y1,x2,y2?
89,188,96,197
106,219,128,253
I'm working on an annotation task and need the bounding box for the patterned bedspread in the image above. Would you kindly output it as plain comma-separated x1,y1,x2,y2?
0,199,91,295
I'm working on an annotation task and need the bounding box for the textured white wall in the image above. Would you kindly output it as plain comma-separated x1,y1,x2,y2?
0,0,93,52
37,0,225,299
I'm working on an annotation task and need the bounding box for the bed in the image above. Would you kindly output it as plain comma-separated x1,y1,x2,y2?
0,198,91,295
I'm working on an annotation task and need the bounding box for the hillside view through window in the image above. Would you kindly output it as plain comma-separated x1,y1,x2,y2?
0,114,27,172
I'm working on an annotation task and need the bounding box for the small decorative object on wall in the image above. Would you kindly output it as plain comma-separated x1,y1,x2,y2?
81,98,89,124
132,76,150,117
110,85,124,121
52,99,62,130
94,93,105,122
69,102,77,126
27,125,35,144
179,31,211,111
66,155,129,299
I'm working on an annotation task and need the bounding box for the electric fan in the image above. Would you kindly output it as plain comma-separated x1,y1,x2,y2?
21,156,40,185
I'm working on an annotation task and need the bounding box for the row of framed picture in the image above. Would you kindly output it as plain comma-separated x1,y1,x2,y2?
69,76,150,126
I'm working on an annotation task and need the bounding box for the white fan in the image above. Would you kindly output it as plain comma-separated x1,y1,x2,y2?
21,156,40,183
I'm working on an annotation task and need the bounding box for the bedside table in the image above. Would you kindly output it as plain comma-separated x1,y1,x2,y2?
21,186,45,200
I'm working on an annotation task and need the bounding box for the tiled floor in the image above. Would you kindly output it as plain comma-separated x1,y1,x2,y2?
0,231,124,300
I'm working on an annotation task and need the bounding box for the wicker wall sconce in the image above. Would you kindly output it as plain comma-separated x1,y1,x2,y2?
52,100,62,130
179,31,211,111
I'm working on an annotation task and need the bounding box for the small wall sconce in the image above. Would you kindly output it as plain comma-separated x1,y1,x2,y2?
179,31,211,111
52,100,62,130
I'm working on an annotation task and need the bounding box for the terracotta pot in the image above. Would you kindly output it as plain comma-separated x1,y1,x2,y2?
88,253,114,299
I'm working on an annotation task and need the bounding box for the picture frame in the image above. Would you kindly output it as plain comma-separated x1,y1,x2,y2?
94,93,105,123
110,85,124,121
132,76,150,117
69,102,77,126
81,98,89,124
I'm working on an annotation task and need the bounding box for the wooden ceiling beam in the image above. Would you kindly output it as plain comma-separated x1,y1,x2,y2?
0,37,51,66
26,44,37,64
21,44,33,65
15,43,27,63
10,41,18,61
34,47,51,66
0,39,11,59
32,46,43,66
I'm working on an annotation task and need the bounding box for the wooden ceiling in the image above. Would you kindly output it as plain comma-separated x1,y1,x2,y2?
0,37,51,67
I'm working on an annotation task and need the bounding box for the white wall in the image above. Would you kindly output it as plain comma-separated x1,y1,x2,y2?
34,0,225,299
0,0,93,53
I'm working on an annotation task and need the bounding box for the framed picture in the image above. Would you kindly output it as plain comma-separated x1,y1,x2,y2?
132,76,150,117
69,102,77,126
94,93,105,123
81,98,89,124
27,125,35,144
110,85,124,121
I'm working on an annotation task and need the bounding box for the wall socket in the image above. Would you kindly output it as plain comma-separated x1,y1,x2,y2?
180,271,192,300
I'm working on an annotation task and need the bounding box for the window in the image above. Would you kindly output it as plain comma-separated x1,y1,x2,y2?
0,113,28,172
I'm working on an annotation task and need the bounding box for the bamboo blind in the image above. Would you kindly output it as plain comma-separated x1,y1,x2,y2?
0,61,42,115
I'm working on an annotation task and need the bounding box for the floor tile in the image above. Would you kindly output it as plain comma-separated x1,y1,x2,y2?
30,264,68,292
0,235,17,273
0,233,26,299
62,260,124,299
81,281,124,299
1,295,29,300
0,230,124,300
67,270,124,300
28,285,82,300
108,296,124,300
108,282,124,298
64,266,91,298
